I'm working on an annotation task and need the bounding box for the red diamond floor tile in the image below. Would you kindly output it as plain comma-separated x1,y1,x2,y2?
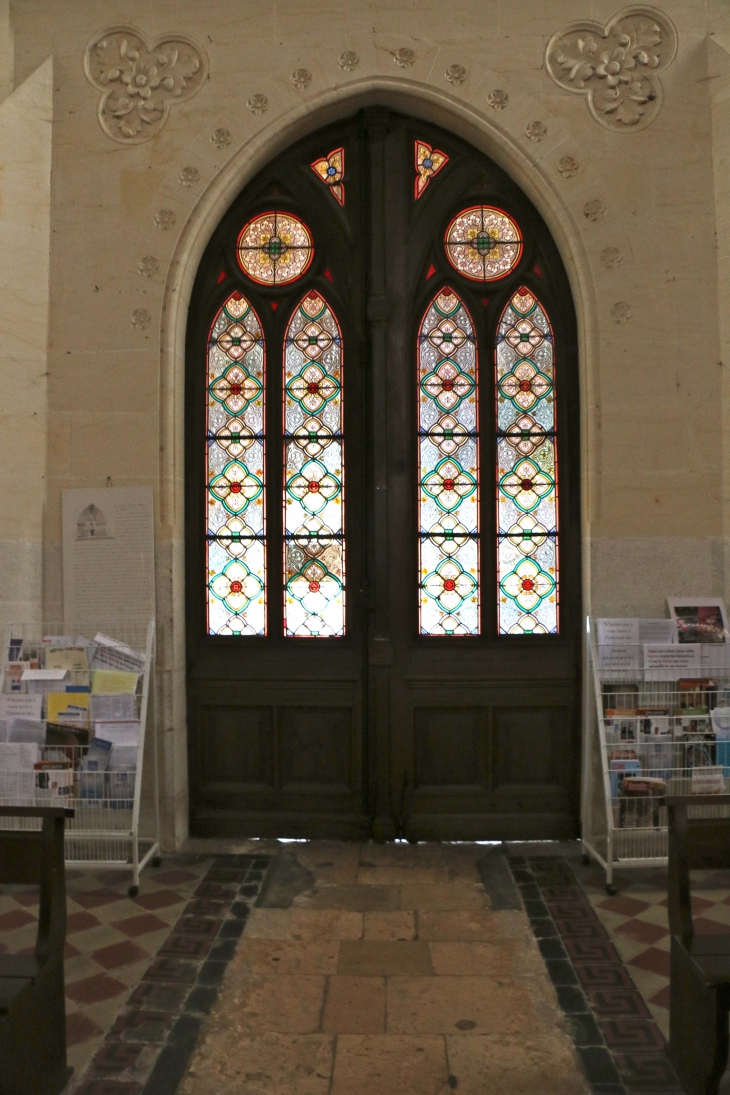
693,916,730,935
627,946,671,978
648,984,672,1009
0,907,35,930
596,895,651,917
65,940,82,960
68,910,103,933
91,941,151,971
131,890,185,912
72,891,127,911
613,918,668,946
67,1011,105,1047
657,895,714,914
110,913,170,938
149,869,199,886
66,973,128,1006
13,889,40,907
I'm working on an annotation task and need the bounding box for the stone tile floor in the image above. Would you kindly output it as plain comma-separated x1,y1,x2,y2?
573,858,730,1041
7,839,730,1094
0,856,213,1079
179,841,590,1095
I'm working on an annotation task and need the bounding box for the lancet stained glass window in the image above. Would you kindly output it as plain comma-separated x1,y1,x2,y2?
284,292,345,637
418,288,479,635
237,211,314,286
496,286,559,634
206,292,266,635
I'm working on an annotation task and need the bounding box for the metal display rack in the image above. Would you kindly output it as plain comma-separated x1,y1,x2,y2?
0,619,159,896
582,618,730,894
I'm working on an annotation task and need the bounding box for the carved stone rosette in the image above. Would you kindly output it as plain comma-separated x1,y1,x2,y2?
83,26,208,144
545,6,677,132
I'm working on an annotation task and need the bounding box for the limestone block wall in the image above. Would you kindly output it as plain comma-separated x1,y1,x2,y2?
0,0,726,845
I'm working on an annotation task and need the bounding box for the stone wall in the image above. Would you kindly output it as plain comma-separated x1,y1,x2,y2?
0,0,725,845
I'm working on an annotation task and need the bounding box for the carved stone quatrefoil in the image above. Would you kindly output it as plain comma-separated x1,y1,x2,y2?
545,7,677,132
83,26,208,144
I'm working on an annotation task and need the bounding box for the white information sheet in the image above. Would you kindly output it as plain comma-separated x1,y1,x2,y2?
644,643,701,681
62,488,155,627
595,619,641,678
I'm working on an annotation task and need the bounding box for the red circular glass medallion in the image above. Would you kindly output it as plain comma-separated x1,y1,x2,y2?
308,481,320,493
442,379,454,391
229,382,242,395
521,578,534,591
230,580,243,593
443,478,455,491
308,581,320,593
443,578,456,591
307,382,319,394
519,379,532,391
520,479,533,491
230,483,242,493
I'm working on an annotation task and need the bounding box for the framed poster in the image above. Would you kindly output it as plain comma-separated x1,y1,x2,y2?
667,598,729,645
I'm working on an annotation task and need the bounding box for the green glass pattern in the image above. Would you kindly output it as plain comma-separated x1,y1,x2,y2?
418,288,479,635
284,291,345,637
206,292,266,635
496,286,559,634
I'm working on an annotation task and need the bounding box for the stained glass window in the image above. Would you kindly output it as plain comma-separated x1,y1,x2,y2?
310,147,345,205
284,291,345,637
206,292,266,635
414,140,449,199
445,206,522,282
418,288,479,636
496,286,558,634
237,211,314,285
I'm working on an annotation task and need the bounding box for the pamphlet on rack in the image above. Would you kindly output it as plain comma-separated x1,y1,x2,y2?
91,669,138,695
0,695,42,741
644,643,701,681
45,646,89,687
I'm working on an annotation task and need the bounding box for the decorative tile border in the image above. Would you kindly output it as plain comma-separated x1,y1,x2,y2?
70,854,272,1095
508,856,685,1095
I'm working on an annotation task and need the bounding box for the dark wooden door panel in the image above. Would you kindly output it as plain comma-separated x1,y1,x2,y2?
186,109,582,840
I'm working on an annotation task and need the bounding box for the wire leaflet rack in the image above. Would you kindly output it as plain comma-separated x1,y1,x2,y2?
0,618,159,896
582,618,730,894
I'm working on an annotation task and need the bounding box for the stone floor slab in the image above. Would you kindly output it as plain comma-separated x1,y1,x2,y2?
386,975,537,1035
330,1034,449,1095
322,976,386,1034
338,940,434,976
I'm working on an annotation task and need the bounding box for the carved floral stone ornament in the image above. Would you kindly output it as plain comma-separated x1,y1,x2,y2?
611,300,633,323
393,48,416,68
601,246,623,268
130,308,151,330
558,156,579,177
584,199,605,221
83,26,207,144
178,166,200,188
211,128,231,149
545,7,677,132
525,121,547,142
155,208,176,231
487,89,508,110
445,64,467,85
338,51,359,71
291,68,312,90
247,94,268,115
137,256,159,278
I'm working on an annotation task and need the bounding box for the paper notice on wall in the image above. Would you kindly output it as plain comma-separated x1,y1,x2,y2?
644,643,701,681
62,488,155,628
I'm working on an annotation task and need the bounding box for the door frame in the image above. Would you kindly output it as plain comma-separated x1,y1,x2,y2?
157,82,600,848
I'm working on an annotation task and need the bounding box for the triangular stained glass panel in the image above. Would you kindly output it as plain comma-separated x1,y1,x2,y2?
415,140,449,199
310,147,345,206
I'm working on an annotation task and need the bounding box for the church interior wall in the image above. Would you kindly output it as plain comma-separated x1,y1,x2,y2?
0,0,724,846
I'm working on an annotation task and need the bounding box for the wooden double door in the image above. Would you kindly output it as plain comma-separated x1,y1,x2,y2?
185,109,582,840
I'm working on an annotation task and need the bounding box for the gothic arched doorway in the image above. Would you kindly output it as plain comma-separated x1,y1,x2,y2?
185,108,582,840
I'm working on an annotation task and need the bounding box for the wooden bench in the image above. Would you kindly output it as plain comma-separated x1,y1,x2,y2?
664,794,730,1095
0,805,74,1095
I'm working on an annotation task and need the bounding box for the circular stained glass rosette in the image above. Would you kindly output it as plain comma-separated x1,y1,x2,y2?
237,211,314,286
444,206,522,282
